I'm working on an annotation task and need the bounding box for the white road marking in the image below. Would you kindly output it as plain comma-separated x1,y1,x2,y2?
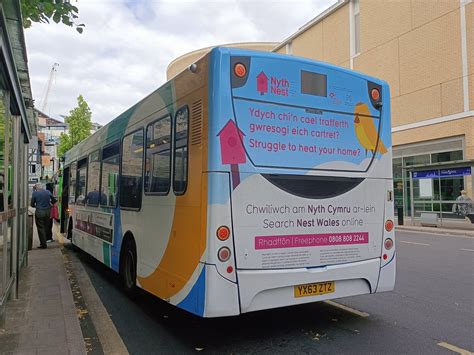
399,240,430,246
396,230,474,239
437,341,474,355
323,300,370,318
460,248,474,252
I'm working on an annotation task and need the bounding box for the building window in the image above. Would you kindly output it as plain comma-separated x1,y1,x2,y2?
101,141,119,207
145,115,171,194
86,150,102,206
431,150,463,163
353,0,360,55
173,106,189,195
120,129,144,209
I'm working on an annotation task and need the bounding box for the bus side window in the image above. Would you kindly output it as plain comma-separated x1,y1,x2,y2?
145,115,171,194
76,157,87,205
86,150,101,206
100,141,120,207
69,162,77,204
173,106,189,195
120,129,144,209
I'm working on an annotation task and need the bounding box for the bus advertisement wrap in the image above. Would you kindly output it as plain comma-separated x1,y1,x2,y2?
231,172,385,269
234,100,383,171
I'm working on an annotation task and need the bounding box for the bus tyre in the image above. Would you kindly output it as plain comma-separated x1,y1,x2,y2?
120,238,137,296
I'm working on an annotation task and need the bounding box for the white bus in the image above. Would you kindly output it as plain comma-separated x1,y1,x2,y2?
61,48,395,317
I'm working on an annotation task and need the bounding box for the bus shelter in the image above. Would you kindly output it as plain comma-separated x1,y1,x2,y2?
405,160,474,227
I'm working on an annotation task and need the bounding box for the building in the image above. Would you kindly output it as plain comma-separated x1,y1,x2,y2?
91,122,103,133
35,109,67,179
33,109,102,179
166,42,278,80
272,0,473,217
0,0,36,328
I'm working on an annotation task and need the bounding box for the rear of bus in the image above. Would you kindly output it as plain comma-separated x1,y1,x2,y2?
204,48,395,317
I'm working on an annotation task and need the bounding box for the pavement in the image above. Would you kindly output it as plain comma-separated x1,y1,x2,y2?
396,218,474,237
0,217,127,355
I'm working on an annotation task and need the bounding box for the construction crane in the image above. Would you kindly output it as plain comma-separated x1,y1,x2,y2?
40,62,59,112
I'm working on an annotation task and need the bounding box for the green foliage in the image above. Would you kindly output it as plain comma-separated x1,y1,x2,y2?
58,95,92,157
21,0,85,33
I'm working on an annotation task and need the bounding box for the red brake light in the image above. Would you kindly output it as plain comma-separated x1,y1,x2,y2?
234,63,246,78
383,254,388,260
218,247,231,262
385,219,394,232
226,266,234,273
371,88,380,100
216,226,230,241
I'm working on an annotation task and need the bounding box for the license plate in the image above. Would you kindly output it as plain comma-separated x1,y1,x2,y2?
294,281,335,298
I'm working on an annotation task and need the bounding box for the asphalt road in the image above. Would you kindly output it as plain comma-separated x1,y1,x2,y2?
73,230,474,354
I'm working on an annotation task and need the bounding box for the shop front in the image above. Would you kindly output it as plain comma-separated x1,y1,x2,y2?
404,161,474,227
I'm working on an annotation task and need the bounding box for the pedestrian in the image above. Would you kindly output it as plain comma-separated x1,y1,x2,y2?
452,189,472,217
30,183,57,249
45,182,56,242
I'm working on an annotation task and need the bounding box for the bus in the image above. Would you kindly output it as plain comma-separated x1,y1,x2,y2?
61,48,395,318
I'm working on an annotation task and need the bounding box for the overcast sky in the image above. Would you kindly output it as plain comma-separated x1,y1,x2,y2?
25,0,336,125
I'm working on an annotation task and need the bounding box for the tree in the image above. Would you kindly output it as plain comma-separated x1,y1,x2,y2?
58,95,92,157
21,0,85,33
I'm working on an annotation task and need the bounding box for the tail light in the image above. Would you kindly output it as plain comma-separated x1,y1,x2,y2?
218,247,231,262
216,226,230,241
371,88,380,100
385,219,394,232
384,238,394,250
234,63,247,78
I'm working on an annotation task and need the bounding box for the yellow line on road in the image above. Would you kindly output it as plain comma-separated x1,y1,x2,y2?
437,342,473,354
460,248,474,252
399,240,430,246
323,300,370,317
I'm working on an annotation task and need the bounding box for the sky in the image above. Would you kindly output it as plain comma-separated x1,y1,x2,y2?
25,0,336,125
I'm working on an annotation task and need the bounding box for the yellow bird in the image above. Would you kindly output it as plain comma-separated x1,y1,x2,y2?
353,102,387,155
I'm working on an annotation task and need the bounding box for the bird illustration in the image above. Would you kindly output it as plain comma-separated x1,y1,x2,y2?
353,102,387,156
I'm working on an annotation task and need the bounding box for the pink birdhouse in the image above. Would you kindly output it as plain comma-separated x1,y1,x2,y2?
217,119,246,165
257,71,268,95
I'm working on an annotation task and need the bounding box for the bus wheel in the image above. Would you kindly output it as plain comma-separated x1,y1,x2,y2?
120,238,137,295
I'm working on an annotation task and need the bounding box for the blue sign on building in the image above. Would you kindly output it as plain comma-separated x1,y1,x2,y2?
412,167,471,179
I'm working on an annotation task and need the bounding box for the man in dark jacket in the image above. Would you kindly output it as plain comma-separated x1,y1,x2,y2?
45,182,55,242
31,183,57,249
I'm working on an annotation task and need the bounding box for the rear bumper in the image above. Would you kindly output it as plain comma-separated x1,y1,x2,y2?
237,258,381,313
